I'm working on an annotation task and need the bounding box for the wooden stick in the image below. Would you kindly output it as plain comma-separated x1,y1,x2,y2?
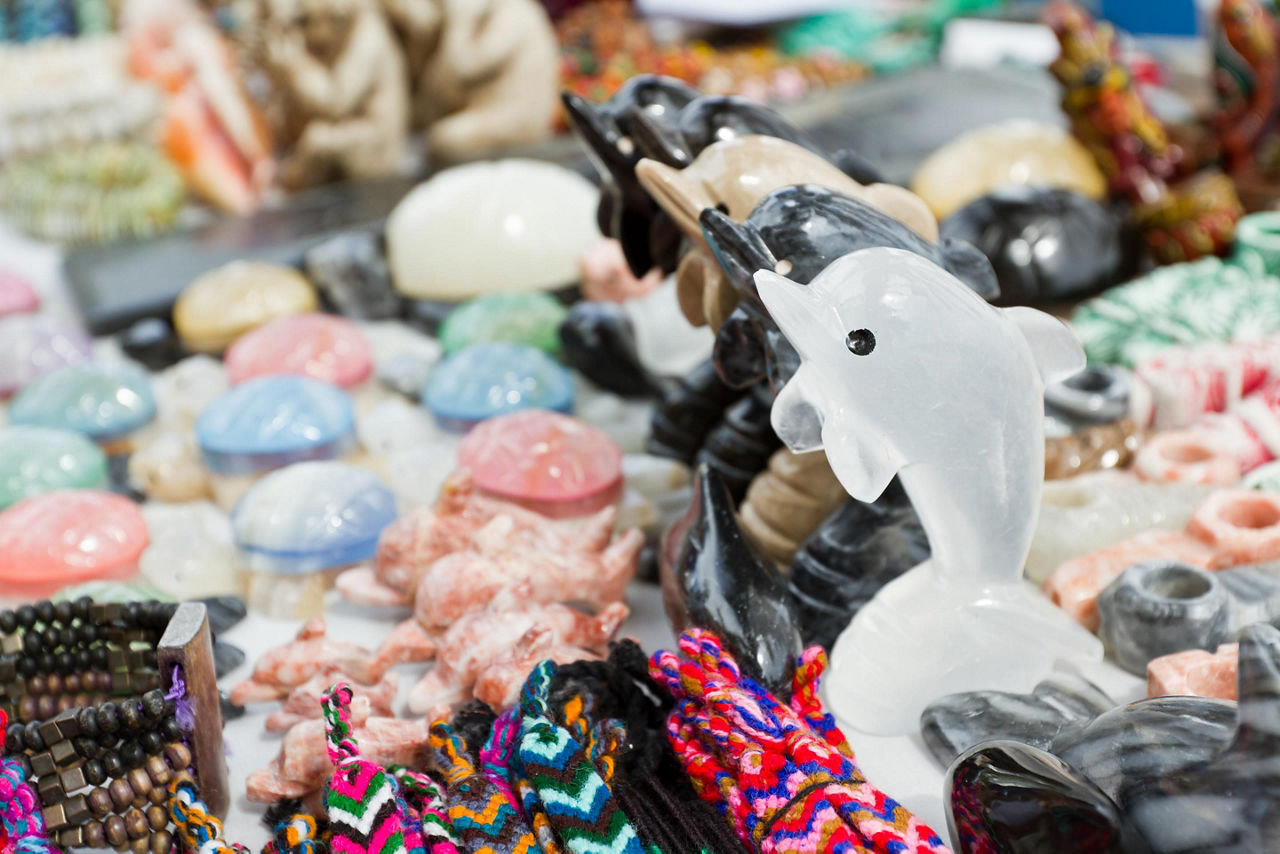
158,603,229,819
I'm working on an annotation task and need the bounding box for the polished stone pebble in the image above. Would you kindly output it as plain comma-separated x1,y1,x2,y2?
558,300,660,397
231,461,397,573
421,342,574,431
195,375,356,474
224,313,372,388
0,426,108,509
8,361,156,440
117,317,186,371
0,269,39,318
940,186,1129,306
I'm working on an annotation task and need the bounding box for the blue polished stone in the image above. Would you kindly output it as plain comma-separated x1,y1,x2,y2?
195,376,356,474
231,461,398,573
422,342,574,431
8,362,156,440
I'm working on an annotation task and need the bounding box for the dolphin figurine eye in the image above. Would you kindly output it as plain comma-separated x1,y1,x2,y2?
845,328,876,356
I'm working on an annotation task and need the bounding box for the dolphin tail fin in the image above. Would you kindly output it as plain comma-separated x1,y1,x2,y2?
825,564,1102,735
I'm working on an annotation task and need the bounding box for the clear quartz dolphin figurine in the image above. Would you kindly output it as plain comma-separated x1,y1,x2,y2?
755,247,1103,734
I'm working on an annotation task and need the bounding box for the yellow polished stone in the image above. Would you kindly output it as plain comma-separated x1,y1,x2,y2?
911,120,1108,220
173,261,318,353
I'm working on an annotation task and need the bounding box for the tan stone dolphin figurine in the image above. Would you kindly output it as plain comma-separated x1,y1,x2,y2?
756,246,1102,735
635,135,938,330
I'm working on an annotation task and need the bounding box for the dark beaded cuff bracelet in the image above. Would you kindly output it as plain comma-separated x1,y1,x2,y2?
0,599,227,851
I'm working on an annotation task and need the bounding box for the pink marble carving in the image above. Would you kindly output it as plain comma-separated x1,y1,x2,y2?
358,472,551,599
411,508,641,628
228,617,398,705
247,700,431,801
405,588,627,714
473,627,600,711
264,671,400,732
1147,643,1238,700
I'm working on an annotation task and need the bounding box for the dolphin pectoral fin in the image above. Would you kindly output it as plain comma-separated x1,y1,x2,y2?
823,431,899,503
770,372,825,452
1004,306,1086,386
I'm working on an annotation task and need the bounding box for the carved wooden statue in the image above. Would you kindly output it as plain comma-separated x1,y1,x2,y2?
255,0,409,188
381,0,558,159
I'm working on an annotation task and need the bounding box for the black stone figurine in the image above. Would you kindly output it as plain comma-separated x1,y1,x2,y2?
558,300,663,398
695,387,782,504
660,463,803,695
564,75,886,278
699,186,998,390
789,478,930,650
647,358,745,466
939,186,1135,307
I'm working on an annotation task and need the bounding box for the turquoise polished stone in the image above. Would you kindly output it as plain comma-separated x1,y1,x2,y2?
8,362,155,440
0,426,109,508
232,461,398,573
422,342,574,431
196,375,356,474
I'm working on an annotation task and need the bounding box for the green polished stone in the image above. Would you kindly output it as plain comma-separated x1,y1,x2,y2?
0,426,108,509
438,292,568,356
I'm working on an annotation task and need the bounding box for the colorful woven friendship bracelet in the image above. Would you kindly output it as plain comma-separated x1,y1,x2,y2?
650,629,952,854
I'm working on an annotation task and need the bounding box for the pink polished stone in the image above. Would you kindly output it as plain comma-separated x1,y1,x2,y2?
0,270,39,318
225,313,373,388
0,490,149,598
1043,529,1217,631
1187,488,1280,568
457,410,624,518
1147,643,1238,700
0,315,92,397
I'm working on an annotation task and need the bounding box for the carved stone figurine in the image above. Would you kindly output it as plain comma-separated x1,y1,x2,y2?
947,623,1280,853
635,134,937,333
255,0,409,189
757,247,1101,733
660,463,804,695
381,0,558,159
564,75,885,278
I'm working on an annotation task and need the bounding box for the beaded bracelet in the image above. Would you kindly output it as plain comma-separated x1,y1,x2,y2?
0,598,228,852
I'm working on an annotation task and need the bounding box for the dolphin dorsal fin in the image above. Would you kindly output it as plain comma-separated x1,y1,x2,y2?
1002,306,1086,387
